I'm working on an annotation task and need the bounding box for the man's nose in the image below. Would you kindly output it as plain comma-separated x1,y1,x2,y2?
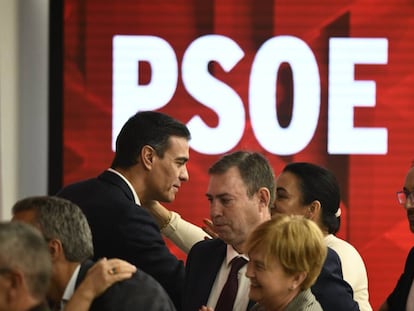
179,165,189,182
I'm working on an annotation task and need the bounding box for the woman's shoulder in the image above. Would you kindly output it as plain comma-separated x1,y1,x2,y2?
325,234,363,261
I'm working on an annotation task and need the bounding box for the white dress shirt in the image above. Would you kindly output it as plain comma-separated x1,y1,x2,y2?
60,265,81,311
206,245,250,311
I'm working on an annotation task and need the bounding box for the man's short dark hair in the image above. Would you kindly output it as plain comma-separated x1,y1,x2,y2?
111,111,191,168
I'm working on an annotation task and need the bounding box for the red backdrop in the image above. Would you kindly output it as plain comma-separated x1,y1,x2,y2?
61,1,414,308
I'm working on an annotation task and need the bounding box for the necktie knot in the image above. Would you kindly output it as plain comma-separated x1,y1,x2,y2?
230,256,248,273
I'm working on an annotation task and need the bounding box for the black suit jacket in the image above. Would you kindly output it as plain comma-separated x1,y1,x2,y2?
57,171,185,310
183,239,359,311
76,260,176,311
385,247,414,310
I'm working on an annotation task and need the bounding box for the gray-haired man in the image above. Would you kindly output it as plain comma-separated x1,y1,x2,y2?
12,196,176,311
0,221,51,311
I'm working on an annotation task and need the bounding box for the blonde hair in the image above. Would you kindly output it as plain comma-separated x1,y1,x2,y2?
246,214,327,290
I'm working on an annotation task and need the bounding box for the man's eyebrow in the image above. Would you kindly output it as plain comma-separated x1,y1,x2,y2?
176,156,189,163
206,193,231,198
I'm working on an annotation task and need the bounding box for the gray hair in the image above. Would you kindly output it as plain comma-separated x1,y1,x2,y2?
0,221,51,300
12,196,93,262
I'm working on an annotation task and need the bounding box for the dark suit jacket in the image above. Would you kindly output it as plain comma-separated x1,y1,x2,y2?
312,247,360,311
76,260,176,311
57,170,185,310
385,247,414,310
183,239,359,311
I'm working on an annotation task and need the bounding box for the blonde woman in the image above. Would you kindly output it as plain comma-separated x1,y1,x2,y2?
245,214,326,311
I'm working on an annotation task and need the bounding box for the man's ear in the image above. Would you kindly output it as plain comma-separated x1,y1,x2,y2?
48,238,64,261
257,187,271,213
258,187,270,206
141,145,156,170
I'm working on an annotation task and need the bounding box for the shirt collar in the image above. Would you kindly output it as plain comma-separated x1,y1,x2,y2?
107,168,141,205
61,264,81,308
225,244,249,266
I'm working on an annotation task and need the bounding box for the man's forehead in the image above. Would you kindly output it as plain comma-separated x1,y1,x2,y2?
165,136,189,155
209,171,244,186
167,135,189,147
207,178,248,198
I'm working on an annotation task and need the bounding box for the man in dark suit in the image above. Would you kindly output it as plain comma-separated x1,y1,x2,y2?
183,151,275,311
12,195,176,311
379,165,414,311
57,111,191,310
182,151,359,311
184,238,254,311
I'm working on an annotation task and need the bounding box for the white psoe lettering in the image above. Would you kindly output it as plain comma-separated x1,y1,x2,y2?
112,35,388,155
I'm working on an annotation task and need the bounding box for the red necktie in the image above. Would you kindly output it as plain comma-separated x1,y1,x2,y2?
215,256,248,311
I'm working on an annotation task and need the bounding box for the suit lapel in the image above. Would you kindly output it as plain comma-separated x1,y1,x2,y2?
98,170,136,203
75,260,95,288
205,239,227,294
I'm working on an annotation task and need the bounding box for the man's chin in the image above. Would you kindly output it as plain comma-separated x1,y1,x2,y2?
159,193,175,203
167,195,176,203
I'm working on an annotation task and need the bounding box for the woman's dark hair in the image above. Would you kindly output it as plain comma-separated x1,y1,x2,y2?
282,162,341,234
